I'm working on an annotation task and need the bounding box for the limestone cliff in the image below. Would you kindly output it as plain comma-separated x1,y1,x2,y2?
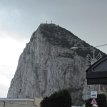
7,24,105,105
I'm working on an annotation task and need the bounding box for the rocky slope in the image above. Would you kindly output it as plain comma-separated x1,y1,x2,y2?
7,23,105,105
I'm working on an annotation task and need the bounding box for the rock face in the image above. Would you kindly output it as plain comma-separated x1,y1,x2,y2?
7,24,105,105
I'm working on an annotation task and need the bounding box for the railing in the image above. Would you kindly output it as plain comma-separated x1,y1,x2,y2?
0,98,42,107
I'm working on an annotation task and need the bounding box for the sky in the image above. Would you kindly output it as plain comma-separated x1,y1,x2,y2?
0,0,107,97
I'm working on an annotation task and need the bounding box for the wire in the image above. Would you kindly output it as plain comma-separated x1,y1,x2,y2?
95,43,107,48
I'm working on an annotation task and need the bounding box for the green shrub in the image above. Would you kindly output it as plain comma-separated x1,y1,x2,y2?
85,98,93,107
85,93,107,107
40,89,72,107
97,94,107,107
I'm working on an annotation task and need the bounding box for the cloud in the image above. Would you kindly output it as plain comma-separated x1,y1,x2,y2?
0,84,9,98
0,32,28,97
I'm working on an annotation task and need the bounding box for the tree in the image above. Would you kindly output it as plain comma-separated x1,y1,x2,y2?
97,94,107,107
40,89,72,107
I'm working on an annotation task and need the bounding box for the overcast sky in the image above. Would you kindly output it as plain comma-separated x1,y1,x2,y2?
0,0,107,97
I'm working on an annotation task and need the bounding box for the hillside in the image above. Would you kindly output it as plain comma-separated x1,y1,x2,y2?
7,23,105,105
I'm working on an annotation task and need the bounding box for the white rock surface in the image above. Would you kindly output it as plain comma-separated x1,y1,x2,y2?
7,24,105,105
